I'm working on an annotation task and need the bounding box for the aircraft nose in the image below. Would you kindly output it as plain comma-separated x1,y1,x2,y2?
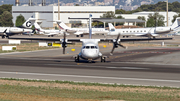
83,50,98,58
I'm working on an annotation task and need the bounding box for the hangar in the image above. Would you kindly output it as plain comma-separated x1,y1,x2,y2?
12,6,115,28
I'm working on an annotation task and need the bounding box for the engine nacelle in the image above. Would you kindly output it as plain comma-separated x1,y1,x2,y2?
9,28,24,33
155,27,171,34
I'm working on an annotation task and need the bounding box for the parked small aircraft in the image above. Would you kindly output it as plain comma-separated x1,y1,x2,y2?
108,17,180,38
0,18,34,39
56,20,109,37
34,22,63,37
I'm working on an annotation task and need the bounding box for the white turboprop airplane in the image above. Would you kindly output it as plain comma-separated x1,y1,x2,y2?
56,20,109,37
108,17,180,38
9,14,173,62
34,22,64,37
0,18,34,39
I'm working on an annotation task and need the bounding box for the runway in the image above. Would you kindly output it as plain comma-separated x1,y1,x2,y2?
0,46,180,87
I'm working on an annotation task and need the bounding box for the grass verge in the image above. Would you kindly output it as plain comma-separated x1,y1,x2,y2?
0,78,179,101
0,43,59,53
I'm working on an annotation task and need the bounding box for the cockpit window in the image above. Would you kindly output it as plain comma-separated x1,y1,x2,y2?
83,46,98,49
85,46,90,49
111,29,115,31
91,46,95,49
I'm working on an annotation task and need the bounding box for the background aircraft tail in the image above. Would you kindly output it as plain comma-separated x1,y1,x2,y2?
20,18,34,29
108,23,116,31
56,21,71,30
34,23,43,31
171,17,180,30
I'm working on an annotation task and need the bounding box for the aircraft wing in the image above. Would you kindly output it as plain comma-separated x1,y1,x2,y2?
8,37,81,42
100,37,173,42
9,37,173,42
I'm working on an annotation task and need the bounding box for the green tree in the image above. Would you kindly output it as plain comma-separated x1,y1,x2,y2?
116,15,124,26
0,4,12,15
137,16,146,27
100,11,116,18
147,15,155,27
146,12,165,27
0,11,14,27
15,14,25,27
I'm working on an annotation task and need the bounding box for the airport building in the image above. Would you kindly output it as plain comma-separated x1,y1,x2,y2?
12,6,115,28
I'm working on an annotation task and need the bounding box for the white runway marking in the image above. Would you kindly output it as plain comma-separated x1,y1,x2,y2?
47,64,149,70
0,71,179,83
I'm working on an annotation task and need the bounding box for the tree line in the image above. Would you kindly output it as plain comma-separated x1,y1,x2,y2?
116,1,180,14
0,4,26,27
0,4,14,27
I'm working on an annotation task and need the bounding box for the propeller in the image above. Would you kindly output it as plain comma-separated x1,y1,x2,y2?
62,32,67,54
110,33,126,55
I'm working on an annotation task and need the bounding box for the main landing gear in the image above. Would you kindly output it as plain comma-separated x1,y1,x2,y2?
75,55,79,62
101,56,106,62
2,35,9,39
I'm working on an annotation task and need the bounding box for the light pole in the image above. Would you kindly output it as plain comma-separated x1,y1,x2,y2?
58,0,60,20
166,0,168,26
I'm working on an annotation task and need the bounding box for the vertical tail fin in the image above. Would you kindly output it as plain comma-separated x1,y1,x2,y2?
21,18,33,29
108,23,116,31
21,17,36,29
56,21,71,30
171,17,180,30
34,23,42,31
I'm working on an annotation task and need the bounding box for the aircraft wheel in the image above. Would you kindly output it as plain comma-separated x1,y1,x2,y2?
81,35,83,37
2,36,5,39
101,57,106,62
51,35,54,37
48,35,50,37
75,56,79,62
76,35,79,37
6,36,9,39
103,57,106,62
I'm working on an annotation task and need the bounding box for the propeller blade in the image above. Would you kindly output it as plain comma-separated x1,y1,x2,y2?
62,32,66,54
110,46,115,55
115,33,120,43
63,47,65,54
110,33,121,55
118,44,126,49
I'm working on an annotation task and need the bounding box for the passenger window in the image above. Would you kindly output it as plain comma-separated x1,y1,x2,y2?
95,46,98,49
